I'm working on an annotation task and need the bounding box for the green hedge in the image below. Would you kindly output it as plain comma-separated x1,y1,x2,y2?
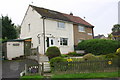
46,46,61,59
77,39,120,55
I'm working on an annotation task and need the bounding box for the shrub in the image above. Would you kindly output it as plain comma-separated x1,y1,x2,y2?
77,39,120,55
67,52,84,56
46,46,61,59
105,53,118,59
61,54,70,58
50,57,67,67
116,48,120,56
83,53,96,61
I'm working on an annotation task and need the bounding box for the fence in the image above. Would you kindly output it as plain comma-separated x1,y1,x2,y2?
25,63,44,75
52,59,119,74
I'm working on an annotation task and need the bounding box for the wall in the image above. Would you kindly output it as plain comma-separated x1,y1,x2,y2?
44,19,74,54
7,41,24,60
73,24,93,45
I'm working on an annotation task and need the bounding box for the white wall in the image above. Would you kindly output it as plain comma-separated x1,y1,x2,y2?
45,19,74,54
7,42,24,60
20,6,74,54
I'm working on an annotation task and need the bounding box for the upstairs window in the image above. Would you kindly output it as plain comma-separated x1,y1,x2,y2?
28,23,30,32
78,26,85,32
60,38,68,46
58,22,65,28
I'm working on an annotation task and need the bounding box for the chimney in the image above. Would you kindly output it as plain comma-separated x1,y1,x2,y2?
70,12,73,16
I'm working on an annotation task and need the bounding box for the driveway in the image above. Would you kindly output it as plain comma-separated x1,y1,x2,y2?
2,59,38,79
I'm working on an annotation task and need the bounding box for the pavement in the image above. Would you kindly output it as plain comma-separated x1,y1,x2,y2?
2,59,38,79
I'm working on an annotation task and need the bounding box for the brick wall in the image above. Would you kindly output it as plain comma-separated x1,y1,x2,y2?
73,24,93,45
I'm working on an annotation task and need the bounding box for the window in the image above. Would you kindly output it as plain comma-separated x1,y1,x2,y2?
51,39,53,45
88,33,92,36
28,23,30,32
58,22,65,28
78,26,85,32
60,38,68,46
78,39,83,43
13,43,20,46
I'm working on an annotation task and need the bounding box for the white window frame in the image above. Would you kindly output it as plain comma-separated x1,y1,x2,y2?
78,25,85,32
60,38,68,46
58,22,65,29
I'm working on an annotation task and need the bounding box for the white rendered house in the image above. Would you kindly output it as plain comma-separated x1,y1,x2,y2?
20,5,94,55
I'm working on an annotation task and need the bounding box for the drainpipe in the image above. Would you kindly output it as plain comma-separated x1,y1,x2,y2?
92,27,94,39
42,16,46,55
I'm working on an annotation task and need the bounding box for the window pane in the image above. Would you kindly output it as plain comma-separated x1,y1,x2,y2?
51,39,53,45
60,38,62,45
58,22,65,28
63,38,68,45
78,26,85,32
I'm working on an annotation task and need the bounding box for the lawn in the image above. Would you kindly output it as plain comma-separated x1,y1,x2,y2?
20,75,44,80
51,71,120,79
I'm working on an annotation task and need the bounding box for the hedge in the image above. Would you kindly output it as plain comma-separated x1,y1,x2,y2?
77,39,120,55
46,46,61,59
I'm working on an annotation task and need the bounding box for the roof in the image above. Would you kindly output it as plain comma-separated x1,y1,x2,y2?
30,5,94,27
94,35,105,39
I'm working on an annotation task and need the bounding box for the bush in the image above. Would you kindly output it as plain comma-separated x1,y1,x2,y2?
105,53,118,59
83,53,96,61
61,54,70,58
46,46,61,59
77,39,120,55
50,57,67,67
116,48,120,56
67,52,84,56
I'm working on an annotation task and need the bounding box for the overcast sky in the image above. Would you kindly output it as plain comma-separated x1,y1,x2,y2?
0,0,119,36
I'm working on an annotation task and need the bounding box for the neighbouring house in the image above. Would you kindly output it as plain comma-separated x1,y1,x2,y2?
112,31,120,41
2,39,24,60
94,34,107,39
20,5,94,55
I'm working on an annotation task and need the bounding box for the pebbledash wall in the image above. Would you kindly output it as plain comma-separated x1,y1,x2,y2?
20,6,74,54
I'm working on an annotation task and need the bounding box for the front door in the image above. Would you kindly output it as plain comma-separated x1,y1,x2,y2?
47,37,55,47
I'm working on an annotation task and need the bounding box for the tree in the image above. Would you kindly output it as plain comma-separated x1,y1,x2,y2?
112,24,120,32
2,15,17,40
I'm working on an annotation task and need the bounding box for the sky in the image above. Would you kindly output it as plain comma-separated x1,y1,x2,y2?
0,0,119,36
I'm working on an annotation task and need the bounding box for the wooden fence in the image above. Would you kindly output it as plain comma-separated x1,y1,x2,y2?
52,59,119,74
25,63,44,75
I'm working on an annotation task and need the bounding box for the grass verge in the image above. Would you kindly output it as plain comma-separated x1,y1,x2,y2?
52,71,120,79
20,75,44,80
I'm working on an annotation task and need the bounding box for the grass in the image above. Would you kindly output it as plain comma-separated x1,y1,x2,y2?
20,75,44,80
51,71,120,79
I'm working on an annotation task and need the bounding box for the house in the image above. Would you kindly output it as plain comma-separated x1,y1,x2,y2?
94,34,107,39
20,5,94,55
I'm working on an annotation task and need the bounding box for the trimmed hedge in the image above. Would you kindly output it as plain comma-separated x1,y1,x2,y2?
46,46,61,59
50,57,67,67
83,53,96,61
77,39,120,55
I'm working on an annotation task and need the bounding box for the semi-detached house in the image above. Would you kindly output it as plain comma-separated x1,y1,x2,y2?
20,5,94,55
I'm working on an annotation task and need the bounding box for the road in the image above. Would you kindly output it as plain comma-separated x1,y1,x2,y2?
2,59,38,79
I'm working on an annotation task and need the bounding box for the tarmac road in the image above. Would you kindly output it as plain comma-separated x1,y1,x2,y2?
2,59,38,79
